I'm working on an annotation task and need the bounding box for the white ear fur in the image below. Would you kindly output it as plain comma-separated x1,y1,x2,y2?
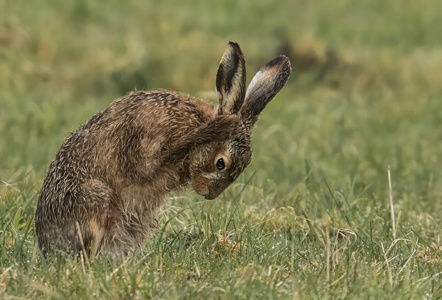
245,69,265,100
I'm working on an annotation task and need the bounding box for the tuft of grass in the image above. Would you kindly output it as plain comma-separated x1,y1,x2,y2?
1,0,442,298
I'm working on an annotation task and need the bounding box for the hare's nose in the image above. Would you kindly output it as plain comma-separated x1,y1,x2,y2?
204,194,216,200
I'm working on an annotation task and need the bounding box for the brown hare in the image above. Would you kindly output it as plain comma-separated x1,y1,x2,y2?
35,42,291,258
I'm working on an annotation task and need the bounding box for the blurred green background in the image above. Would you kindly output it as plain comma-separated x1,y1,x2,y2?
1,0,442,298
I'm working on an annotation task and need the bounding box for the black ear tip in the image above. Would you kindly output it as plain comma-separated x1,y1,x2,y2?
227,41,243,54
279,54,291,65
266,55,292,70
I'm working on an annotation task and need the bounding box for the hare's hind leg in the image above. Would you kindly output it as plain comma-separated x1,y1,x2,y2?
79,179,120,257
36,180,116,257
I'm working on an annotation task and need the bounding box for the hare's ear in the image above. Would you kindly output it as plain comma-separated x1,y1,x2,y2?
240,55,291,127
216,42,246,115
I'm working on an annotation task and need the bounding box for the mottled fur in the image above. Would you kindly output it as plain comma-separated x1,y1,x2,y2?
35,42,291,258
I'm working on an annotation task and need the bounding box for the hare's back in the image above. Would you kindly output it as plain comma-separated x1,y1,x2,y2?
102,90,215,127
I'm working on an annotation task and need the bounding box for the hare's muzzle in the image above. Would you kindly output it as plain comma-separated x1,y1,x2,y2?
204,194,216,200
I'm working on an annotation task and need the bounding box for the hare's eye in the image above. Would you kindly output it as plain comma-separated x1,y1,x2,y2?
216,158,225,171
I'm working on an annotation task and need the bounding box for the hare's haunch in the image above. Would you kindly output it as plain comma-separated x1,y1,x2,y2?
35,42,291,258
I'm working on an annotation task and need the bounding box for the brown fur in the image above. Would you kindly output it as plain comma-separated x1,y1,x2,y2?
35,42,291,258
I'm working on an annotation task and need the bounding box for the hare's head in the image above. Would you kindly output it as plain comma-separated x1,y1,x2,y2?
189,42,291,199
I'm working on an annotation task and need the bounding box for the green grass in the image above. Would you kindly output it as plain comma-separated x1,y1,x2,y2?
1,0,442,298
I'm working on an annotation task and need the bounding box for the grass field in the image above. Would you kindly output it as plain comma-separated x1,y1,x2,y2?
1,0,442,298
